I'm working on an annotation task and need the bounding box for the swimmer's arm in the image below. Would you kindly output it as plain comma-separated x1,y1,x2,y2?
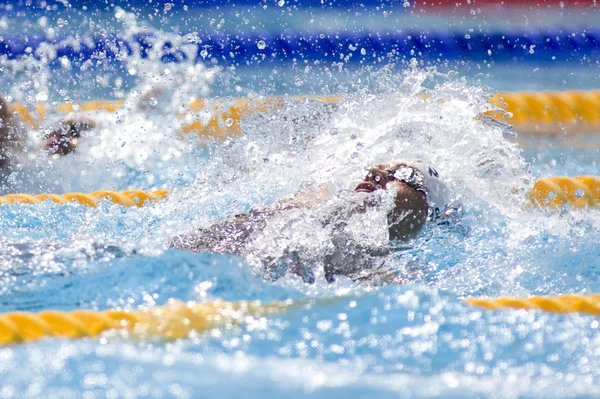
252,182,337,214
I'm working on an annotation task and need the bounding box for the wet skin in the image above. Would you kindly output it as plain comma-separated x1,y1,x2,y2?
355,165,429,241
355,166,401,193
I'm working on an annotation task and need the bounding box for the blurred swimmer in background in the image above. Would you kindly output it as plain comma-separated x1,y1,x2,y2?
0,95,95,166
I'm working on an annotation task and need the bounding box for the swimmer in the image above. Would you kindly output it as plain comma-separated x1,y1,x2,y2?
0,95,26,168
0,95,96,166
170,160,457,284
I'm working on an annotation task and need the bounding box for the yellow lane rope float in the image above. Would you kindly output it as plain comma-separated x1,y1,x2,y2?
0,294,599,346
0,190,169,207
0,298,298,345
11,95,342,139
10,91,598,137
528,176,600,208
0,176,595,209
466,294,600,316
487,91,600,134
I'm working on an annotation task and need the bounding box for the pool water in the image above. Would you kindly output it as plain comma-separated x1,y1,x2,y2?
1,4,600,399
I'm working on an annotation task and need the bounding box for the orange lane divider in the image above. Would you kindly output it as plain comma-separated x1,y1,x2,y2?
466,294,600,316
487,91,600,135
13,91,598,138
528,176,600,208
11,96,344,139
0,190,169,208
1,293,600,346
0,298,297,345
0,176,599,209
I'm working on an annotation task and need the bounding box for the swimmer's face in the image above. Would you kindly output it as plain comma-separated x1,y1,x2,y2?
355,164,402,193
355,163,429,241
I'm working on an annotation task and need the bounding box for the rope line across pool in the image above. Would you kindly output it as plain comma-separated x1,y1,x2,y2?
0,299,298,345
0,176,595,209
12,90,600,136
3,30,600,64
1,294,600,346
0,190,169,208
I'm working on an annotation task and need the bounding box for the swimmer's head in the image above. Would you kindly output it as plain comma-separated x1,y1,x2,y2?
41,117,96,156
355,162,429,241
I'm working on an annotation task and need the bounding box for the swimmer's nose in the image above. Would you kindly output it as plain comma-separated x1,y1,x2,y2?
355,182,377,193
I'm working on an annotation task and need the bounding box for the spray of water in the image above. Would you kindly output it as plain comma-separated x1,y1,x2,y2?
0,7,218,194
133,59,546,291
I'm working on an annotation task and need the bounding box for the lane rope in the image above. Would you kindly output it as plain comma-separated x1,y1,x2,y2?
2,30,598,65
1,293,599,346
0,298,298,345
466,294,600,316
528,176,600,208
0,176,597,209
10,91,600,136
2,0,585,11
487,91,600,134
0,190,169,208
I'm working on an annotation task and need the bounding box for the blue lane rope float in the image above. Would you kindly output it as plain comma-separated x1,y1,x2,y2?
2,30,599,65
2,0,592,11
1,0,440,11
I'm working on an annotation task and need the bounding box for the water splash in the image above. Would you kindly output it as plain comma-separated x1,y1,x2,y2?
1,7,218,194
139,64,545,292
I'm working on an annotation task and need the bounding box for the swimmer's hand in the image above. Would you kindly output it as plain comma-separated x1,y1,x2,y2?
41,117,96,156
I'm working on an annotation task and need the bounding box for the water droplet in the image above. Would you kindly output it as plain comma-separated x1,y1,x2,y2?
548,191,556,200
225,118,234,127
257,40,266,50
278,0,285,6
575,188,585,198
34,92,48,102
200,49,208,58
360,48,366,55
464,34,471,39
164,3,173,11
